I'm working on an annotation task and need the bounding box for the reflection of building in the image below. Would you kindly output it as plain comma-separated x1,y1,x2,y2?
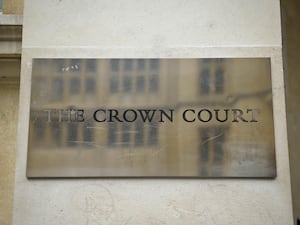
28,58,275,177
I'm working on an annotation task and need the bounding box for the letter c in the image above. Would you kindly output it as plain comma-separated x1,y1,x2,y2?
93,109,106,122
182,109,196,122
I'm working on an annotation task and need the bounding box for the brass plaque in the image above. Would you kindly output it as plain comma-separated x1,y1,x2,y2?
27,58,276,178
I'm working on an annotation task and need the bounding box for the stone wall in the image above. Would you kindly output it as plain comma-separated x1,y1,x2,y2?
0,85,19,225
2,0,23,14
11,1,294,225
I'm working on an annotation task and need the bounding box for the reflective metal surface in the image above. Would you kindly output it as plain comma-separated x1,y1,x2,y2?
27,58,276,177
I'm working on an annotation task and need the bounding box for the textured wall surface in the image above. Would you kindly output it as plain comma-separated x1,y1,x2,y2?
0,85,19,225
13,0,293,224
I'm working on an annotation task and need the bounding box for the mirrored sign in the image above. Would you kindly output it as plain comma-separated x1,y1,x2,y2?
27,58,276,177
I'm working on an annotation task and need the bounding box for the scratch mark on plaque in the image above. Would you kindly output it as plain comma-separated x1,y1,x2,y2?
200,132,224,146
86,126,105,130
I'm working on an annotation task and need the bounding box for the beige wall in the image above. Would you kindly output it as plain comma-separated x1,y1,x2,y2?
0,0,298,223
2,0,24,14
0,84,19,225
12,1,294,225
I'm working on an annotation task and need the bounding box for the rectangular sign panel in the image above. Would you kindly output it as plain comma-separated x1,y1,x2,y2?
27,58,276,177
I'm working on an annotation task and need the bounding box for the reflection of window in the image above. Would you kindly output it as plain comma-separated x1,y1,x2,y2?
123,75,132,93
52,121,62,147
107,120,159,147
86,78,96,94
215,68,224,94
124,59,133,71
109,59,160,94
68,123,78,147
199,64,225,95
71,59,80,71
200,69,210,95
202,58,224,63
138,59,145,70
52,78,64,100
86,59,96,72
34,119,45,140
148,122,158,145
199,127,225,176
111,59,120,71
135,120,144,146
35,77,47,98
136,76,145,93
122,123,131,147
149,74,159,93
35,59,47,67
110,75,119,93
70,77,80,94
110,59,120,93
202,59,211,63
84,120,94,147
56,59,65,72
108,122,117,146
150,59,159,70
